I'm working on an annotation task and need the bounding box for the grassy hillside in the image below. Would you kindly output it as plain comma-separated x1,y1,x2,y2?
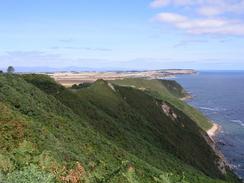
111,78,213,131
0,74,241,183
110,78,187,98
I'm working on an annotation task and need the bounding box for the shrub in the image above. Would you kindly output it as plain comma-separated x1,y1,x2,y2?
6,164,55,183
36,151,61,175
0,171,7,182
71,83,91,89
0,154,14,173
12,140,38,167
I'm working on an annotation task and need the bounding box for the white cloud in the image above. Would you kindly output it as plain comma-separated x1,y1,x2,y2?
151,0,244,15
0,51,65,67
150,0,170,8
155,13,187,23
198,6,223,16
150,0,204,8
197,1,244,16
154,12,244,35
173,38,208,47
151,0,244,36
50,46,112,52
0,51,113,70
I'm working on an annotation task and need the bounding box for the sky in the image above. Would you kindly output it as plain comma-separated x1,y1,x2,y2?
0,0,244,71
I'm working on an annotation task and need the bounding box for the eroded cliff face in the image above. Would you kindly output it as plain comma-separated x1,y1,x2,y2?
161,101,230,176
201,131,230,175
161,102,178,121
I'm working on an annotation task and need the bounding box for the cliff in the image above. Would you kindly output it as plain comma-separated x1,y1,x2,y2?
0,74,241,183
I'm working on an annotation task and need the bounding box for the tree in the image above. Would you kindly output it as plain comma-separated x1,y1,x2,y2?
0,70,3,74
7,66,15,73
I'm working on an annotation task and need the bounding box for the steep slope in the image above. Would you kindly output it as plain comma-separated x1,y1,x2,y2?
68,80,226,178
111,78,213,131
0,74,241,183
110,78,187,99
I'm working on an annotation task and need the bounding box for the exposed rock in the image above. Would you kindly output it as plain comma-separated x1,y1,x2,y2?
60,162,85,183
161,102,178,121
139,87,146,91
201,131,230,175
108,83,116,92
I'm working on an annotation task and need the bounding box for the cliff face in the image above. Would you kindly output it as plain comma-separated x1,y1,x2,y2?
0,74,241,183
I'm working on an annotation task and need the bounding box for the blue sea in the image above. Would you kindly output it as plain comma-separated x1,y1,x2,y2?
174,71,244,179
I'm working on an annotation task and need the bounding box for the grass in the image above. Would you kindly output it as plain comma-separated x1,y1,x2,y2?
111,78,213,131
0,74,241,183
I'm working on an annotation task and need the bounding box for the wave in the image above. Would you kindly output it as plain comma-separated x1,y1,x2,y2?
230,120,244,127
199,106,223,112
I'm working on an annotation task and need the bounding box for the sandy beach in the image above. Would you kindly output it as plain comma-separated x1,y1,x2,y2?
180,95,192,101
207,123,220,139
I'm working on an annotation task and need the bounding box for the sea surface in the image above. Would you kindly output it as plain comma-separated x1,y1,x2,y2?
174,71,244,179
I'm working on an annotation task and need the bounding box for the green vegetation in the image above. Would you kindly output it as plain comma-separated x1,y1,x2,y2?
7,66,15,74
111,78,213,131
0,74,241,183
71,83,92,90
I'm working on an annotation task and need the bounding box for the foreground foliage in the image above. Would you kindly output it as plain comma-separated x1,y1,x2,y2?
0,74,241,183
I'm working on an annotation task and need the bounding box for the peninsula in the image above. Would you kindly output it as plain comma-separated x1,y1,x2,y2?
49,69,196,87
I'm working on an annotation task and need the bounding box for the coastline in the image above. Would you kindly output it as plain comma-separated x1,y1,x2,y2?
180,95,192,101
180,92,221,140
207,123,221,140
176,74,243,181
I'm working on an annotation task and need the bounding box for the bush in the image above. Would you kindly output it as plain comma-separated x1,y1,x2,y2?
71,83,91,89
0,171,7,182
12,140,38,167
0,154,14,173
6,164,55,183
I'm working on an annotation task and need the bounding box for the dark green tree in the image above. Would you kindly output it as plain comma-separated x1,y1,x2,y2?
7,66,15,73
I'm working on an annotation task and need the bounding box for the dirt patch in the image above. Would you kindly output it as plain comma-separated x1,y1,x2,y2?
60,162,86,183
161,103,178,121
0,120,26,151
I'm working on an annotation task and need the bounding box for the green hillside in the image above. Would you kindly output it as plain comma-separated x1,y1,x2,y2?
0,74,241,183
111,78,213,131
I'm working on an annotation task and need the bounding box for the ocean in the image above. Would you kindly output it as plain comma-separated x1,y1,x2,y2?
174,71,244,179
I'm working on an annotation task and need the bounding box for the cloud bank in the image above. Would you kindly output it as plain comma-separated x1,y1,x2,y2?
151,0,244,36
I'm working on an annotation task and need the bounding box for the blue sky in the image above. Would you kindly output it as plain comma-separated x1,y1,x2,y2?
1,0,244,71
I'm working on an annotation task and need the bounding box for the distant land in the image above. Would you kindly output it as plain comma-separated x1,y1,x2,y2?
49,69,196,86
0,66,197,73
